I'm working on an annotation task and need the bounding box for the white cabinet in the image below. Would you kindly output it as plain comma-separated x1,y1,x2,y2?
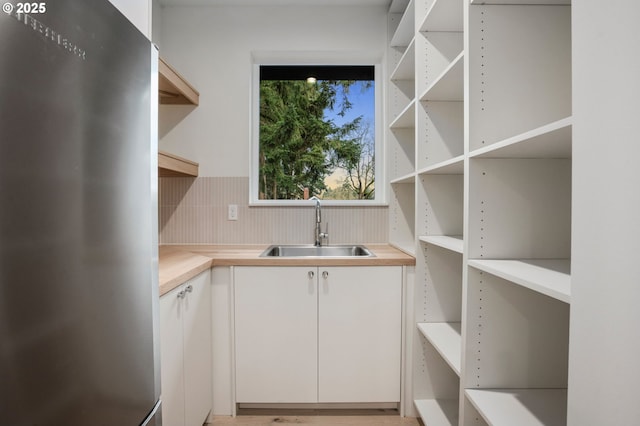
160,269,212,426
234,266,318,403
234,266,402,404
318,266,402,403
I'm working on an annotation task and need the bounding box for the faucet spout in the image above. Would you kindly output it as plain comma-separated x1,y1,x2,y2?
309,196,327,246
311,196,321,224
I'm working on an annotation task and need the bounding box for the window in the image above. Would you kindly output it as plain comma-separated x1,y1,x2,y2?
251,64,383,205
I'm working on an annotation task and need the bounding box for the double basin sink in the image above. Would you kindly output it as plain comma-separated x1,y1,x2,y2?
260,244,374,258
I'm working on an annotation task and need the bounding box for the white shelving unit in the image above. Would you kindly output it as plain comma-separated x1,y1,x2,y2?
414,321,461,426
417,322,461,374
415,9,463,170
468,259,570,303
465,4,571,425
386,0,572,424
390,0,415,48
416,101,463,170
394,0,466,423
390,179,416,256
390,172,416,185
469,117,572,159
468,5,571,150
468,158,571,259
389,100,416,130
417,155,463,175
420,52,463,102
414,399,459,426
388,0,416,256
465,267,570,386
470,0,570,4
420,0,462,32
466,389,567,426
419,235,463,254
390,40,416,82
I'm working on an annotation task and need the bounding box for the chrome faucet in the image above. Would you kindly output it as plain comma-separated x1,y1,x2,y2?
310,196,328,246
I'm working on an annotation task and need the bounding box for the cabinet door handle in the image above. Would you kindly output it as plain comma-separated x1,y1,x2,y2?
177,290,186,299
308,271,315,279
322,271,329,279
185,284,193,293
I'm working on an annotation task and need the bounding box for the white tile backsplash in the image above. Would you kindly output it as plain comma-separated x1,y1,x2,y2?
159,177,389,245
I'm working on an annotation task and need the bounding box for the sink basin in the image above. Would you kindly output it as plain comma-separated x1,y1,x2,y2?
260,245,374,258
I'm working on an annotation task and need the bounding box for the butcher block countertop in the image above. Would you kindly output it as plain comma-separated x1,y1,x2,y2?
159,244,415,296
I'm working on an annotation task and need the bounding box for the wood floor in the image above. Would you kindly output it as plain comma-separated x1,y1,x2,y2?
207,409,423,425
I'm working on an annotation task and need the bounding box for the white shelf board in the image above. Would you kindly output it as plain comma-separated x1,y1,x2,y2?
419,0,463,32
390,40,416,81
419,52,463,101
469,117,572,159
390,172,416,184
471,0,570,4
465,388,567,426
417,155,464,175
390,0,415,47
417,322,462,375
390,241,416,257
468,259,570,303
414,399,459,426
389,99,416,129
419,235,463,254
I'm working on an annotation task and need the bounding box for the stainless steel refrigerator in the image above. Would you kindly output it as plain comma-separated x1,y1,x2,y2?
0,1,161,424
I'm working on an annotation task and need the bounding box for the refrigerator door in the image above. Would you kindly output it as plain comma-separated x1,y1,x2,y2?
0,1,160,425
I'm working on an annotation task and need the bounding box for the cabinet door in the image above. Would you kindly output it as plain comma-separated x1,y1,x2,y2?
318,266,402,403
160,285,186,426
234,267,318,403
183,269,212,426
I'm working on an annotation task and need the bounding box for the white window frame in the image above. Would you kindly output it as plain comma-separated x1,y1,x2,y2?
249,52,386,206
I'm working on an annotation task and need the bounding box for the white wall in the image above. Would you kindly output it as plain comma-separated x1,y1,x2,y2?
108,0,152,38
152,0,163,47
568,1,640,424
157,5,388,177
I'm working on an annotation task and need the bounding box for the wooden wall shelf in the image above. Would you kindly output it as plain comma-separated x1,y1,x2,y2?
159,57,200,105
158,150,199,177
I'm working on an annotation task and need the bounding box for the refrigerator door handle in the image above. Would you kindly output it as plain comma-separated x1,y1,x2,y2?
140,399,161,426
